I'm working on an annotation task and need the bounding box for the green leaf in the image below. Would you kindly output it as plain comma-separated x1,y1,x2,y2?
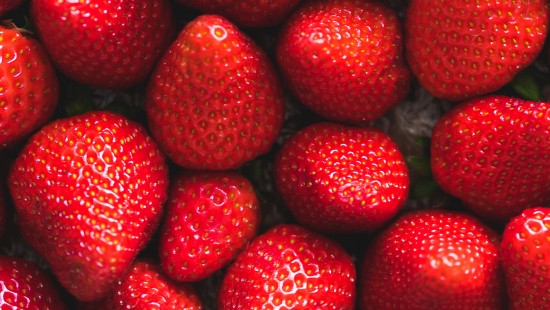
511,70,543,102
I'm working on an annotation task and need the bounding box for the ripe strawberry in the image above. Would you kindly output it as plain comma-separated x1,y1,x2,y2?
501,207,550,310
145,15,285,170
0,24,58,148
0,0,23,15
30,0,175,89
276,0,411,124
8,111,169,301
273,122,409,234
218,224,356,309
431,95,550,223
175,0,301,28
405,0,549,101
0,256,68,309
159,171,260,282
360,209,505,309
81,260,203,310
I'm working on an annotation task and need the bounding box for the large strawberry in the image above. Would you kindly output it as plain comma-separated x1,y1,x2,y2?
146,14,285,170
0,256,67,309
175,0,301,28
159,171,260,282
360,209,505,309
8,111,169,301
501,207,550,310
30,0,175,89
276,0,411,124
406,0,549,101
0,24,58,148
431,95,549,222
273,122,409,234
218,224,356,309
0,0,23,15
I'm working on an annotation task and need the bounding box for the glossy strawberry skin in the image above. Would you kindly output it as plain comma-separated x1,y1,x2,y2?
501,207,550,310
218,224,356,309
8,111,169,301
30,0,175,89
159,171,260,282
406,0,549,101
175,0,301,28
0,26,58,148
0,256,67,309
0,0,23,15
274,122,409,234
431,96,550,223
276,0,411,124
146,15,285,170
360,209,505,310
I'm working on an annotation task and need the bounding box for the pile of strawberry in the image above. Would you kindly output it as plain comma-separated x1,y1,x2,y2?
0,0,548,309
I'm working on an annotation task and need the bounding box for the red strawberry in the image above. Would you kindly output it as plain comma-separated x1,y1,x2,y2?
218,224,356,309
159,171,260,282
431,95,550,223
0,0,23,15
175,0,301,28
145,15,285,170
501,207,550,310
273,122,409,234
0,24,58,148
30,0,175,89
360,209,505,309
8,111,169,301
81,260,203,310
0,256,67,309
276,0,411,124
405,0,549,101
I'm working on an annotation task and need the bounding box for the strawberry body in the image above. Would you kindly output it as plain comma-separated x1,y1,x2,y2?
30,0,175,89
8,111,169,301
218,224,356,309
159,171,260,282
406,0,549,101
273,122,409,233
146,15,285,170
360,209,505,309
276,0,410,124
501,207,550,310
0,0,23,15
431,95,550,222
0,25,58,148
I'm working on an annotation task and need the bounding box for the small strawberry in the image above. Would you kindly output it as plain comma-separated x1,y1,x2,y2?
175,0,301,28
360,209,505,309
431,95,550,222
405,0,549,101
30,0,176,89
8,111,169,301
501,207,550,310
273,122,409,234
218,224,356,309
0,0,23,15
0,24,58,148
159,171,260,282
276,0,411,124
145,14,285,170
0,256,67,309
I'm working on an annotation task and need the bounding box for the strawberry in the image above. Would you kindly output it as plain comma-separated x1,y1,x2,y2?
30,0,175,89
360,209,505,309
276,0,411,124
0,0,23,15
405,0,549,101
0,24,58,149
0,256,68,309
501,207,550,310
81,260,203,309
431,95,550,223
8,111,169,301
273,122,409,234
218,224,356,309
175,0,301,28
145,14,285,170
159,171,260,282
